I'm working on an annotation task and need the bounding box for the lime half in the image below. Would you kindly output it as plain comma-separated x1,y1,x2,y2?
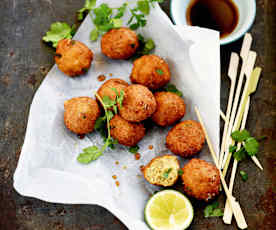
145,190,194,230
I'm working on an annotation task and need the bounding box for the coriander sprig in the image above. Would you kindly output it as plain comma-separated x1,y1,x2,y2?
229,129,260,162
78,0,164,41
77,91,124,164
204,201,224,218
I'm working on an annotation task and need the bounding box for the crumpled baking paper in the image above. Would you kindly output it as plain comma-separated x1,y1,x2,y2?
13,1,220,229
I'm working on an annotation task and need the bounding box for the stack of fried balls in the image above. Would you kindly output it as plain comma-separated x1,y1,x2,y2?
57,27,220,202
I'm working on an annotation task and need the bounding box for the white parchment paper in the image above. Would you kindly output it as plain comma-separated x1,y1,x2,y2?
13,1,220,229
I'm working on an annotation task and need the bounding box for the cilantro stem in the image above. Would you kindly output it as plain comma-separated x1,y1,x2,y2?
95,93,111,140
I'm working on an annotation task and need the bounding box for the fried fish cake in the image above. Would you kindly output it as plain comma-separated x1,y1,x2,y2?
152,92,186,126
101,27,139,59
64,97,100,134
110,115,146,147
119,84,157,122
130,55,170,90
55,39,93,77
97,78,129,102
142,155,180,187
166,120,205,157
181,159,220,201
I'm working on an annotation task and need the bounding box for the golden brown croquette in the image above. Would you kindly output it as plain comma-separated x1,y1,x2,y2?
101,27,139,59
181,159,220,201
166,120,205,157
152,92,186,126
55,39,93,77
130,55,170,90
110,115,146,147
64,97,100,134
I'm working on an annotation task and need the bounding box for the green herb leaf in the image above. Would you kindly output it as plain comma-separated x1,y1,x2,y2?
231,130,250,142
233,147,247,161
178,169,184,176
114,3,128,19
240,170,248,181
210,209,224,217
229,145,237,153
95,116,106,131
137,0,150,15
145,39,155,51
78,0,97,21
164,83,183,97
117,90,124,108
129,145,139,154
204,201,223,218
90,28,99,41
163,168,172,179
106,110,114,121
77,146,102,164
43,22,74,48
111,18,123,28
244,137,259,156
204,205,213,218
156,69,164,75
102,96,116,108
131,35,155,60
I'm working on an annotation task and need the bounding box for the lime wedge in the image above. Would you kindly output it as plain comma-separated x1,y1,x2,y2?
145,190,194,230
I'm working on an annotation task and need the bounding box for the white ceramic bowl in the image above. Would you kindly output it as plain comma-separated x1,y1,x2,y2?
170,0,256,45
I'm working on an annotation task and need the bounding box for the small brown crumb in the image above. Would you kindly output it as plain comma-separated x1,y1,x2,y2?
123,166,127,170
112,175,117,180
148,145,153,150
115,161,119,165
135,153,141,160
109,73,113,77
140,165,144,171
115,181,120,187
97,74,106,82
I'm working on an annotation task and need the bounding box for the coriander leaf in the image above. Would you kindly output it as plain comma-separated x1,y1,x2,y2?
118,90,124,108
210,208,224,217
129,145,139,154
204,201,223,218
229,145,237,153
163,168,172,179
211,201,219,209
130,23,140,30
156,69,164,75
233,147,247,161
240,170,248,181
102,95,116,108
178,169,184,176
106,110,114,121
77,146,102,164
145,39,155,51
43,22,73,48
107,138,118,149
95,116,106,131
78,0,97,21
204,205,213,218
244,137,259,156
111,18,123,28
137,0,150,15
90,28,99,41
231,130,250,142
164,83,183,97
114,3,127,19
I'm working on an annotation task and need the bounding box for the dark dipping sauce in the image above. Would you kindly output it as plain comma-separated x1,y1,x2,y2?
186,0,239,38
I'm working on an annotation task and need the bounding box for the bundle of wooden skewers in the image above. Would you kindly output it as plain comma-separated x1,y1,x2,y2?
195,33,262,229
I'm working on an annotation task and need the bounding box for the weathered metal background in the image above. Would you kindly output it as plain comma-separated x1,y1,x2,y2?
0,0,275,229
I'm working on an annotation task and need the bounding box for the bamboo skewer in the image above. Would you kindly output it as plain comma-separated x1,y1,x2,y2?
195,107,248,230
223,66,262,176
223,67,262,224
219,53,239,169
222,51,257,172
220,110,227,123
223,99,250,224
220,34,252,172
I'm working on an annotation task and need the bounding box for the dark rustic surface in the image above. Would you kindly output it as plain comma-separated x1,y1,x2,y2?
0,0,275,229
